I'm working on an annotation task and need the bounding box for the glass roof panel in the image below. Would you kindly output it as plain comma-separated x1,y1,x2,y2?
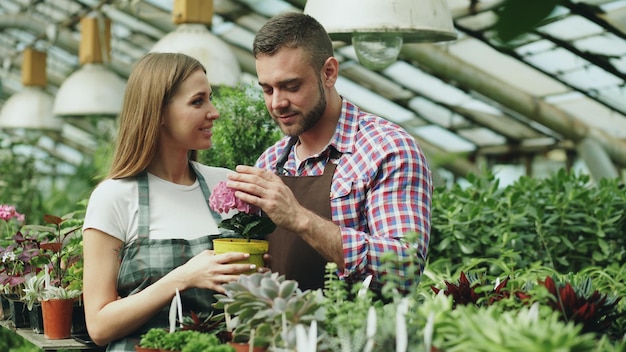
407,97,466,128
449,38,569,96
458,127,507,146
335,76,417,125
547,92,626,138
559,65,623,90
524,47,586,74
538,15,604,40
412,125,476,153
594,86,626,115
384,61,473,106
454,11,498,31
575,33,626,56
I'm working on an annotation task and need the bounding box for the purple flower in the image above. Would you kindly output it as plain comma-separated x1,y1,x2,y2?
209,181,260,215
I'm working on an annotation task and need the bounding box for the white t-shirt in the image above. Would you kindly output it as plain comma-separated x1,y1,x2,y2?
82,162,233,243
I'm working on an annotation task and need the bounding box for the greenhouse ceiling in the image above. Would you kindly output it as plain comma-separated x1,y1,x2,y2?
0,0,625,184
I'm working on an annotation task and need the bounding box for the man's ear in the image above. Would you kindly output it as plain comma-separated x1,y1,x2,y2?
321,56,339,87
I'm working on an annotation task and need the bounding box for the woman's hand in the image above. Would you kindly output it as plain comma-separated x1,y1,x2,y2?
174,250,255,293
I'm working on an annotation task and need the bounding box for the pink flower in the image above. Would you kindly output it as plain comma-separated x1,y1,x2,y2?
0,205,24,222
209,181,259,215
208,181,275,241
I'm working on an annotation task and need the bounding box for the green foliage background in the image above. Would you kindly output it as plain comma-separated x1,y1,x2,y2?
428,169,626,276
198,84,282,170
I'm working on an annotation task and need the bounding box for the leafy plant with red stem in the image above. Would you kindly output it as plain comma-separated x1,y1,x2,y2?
25,213,82,287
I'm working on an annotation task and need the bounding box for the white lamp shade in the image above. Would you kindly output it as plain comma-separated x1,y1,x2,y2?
150,24,241,87
304,0,457,42
0,87,64,131
53,63,126,117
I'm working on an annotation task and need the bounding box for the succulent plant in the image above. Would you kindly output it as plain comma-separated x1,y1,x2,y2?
213,271,326,350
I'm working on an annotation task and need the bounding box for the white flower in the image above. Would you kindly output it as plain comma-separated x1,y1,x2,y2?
2,251,16,263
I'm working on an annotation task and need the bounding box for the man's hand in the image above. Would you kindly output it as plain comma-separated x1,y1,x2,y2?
227,165,306,233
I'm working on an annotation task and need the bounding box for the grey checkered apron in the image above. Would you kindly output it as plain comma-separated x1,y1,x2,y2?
105,164,223,352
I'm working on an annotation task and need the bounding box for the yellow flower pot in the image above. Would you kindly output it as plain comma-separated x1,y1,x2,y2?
212,238,269,274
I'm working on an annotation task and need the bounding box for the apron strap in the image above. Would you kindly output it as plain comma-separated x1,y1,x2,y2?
275,137,343,176
275,137,299,176
137,172,150,239
190,162,224,226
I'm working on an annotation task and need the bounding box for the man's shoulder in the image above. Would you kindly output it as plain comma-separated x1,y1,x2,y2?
342,98,408,135
358,112,414,141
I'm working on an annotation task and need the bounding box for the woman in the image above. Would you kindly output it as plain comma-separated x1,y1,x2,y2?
82,52,254,351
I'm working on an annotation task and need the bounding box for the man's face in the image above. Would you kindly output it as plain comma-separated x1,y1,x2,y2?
256,47,327,137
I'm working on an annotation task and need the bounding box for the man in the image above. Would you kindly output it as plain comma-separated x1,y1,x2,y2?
227,12,432,294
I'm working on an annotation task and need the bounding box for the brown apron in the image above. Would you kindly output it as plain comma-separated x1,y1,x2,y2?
268,137,339,290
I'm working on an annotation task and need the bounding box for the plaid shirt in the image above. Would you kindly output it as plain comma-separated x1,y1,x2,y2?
256,98,433,293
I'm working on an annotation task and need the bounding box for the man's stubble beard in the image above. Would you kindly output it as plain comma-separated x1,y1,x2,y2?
276,80,326,137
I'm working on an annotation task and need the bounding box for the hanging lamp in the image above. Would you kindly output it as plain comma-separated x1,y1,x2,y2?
150,0,241,87
52,14,126,117
0,48,63,131
304,0,457,70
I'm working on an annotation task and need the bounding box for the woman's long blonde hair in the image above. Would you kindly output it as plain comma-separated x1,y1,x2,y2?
108,52,206,179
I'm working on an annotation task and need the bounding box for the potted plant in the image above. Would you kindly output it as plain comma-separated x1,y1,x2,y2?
209,181,275,273
21,212,83,339
39,285,81,339
21,274,46,333
135,327,234,352
0,212,47,329
136,327,167,352
180,310,229,343
213,271,326,351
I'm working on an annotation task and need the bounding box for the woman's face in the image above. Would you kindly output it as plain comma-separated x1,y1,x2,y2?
161,69,219,152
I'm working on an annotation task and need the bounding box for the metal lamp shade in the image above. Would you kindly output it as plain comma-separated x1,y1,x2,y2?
150,24,241,87
52,64,126,117
304,0,457,43
0,87,63,131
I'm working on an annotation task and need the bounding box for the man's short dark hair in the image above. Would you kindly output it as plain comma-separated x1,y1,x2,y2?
252,12,334,72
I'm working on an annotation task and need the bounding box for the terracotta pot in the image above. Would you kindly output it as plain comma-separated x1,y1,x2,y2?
228,342,268,352
134,346,161,352
41,298,74,339
213,239,269,274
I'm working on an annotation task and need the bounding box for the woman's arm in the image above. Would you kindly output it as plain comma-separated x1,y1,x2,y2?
83,228,254,346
